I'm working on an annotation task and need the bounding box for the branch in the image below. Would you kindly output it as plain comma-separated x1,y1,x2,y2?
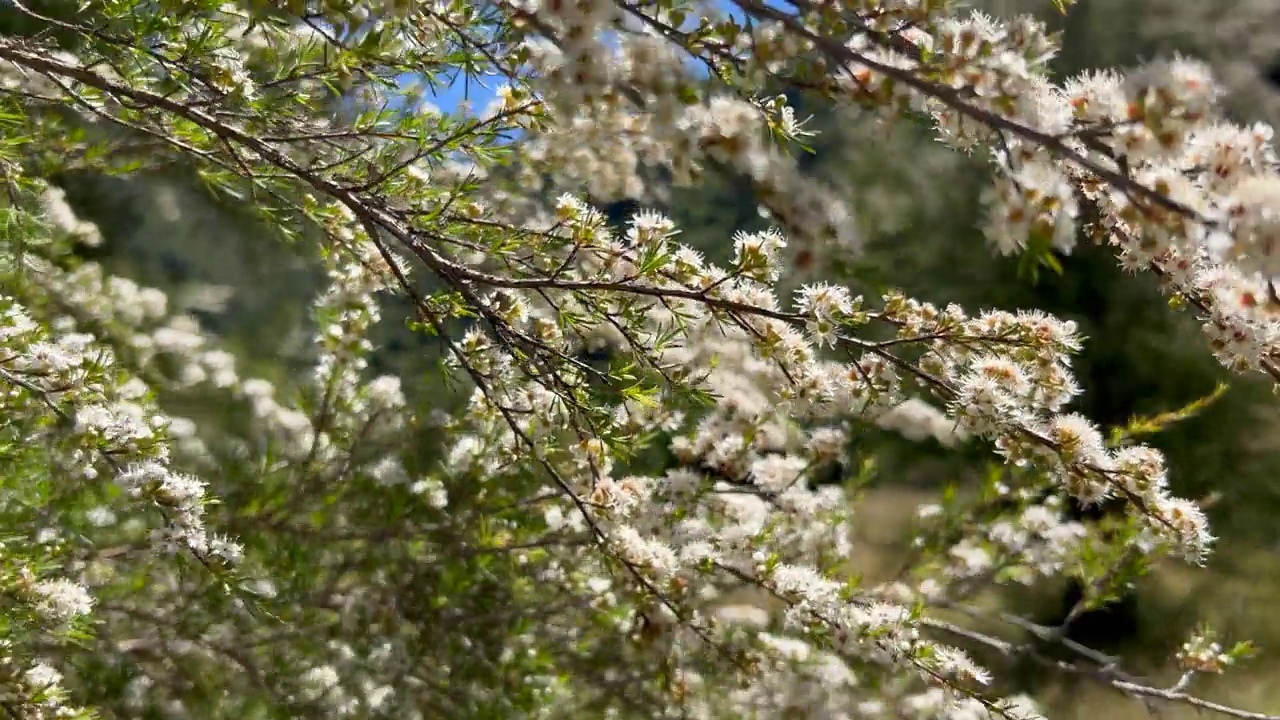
922,615,1280,720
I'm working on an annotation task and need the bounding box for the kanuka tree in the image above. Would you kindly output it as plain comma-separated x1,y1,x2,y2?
1,1,1279,719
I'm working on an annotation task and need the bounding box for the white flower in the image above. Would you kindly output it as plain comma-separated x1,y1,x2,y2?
411,478,449,509
32,579,94,624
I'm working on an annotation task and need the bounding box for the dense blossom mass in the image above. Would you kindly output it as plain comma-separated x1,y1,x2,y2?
0,0,1278,719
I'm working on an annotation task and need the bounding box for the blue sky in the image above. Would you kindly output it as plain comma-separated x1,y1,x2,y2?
424,72,500,115
418,0,757,116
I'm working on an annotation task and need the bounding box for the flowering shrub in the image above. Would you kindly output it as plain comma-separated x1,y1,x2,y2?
2,0,1280,718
